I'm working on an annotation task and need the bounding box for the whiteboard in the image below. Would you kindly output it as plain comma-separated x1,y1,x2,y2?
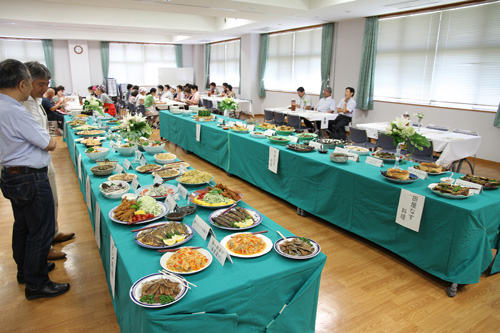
158,68,194,85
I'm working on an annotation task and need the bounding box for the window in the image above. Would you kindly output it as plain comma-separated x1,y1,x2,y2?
265,27,322,94
0,39,45,65
375,2,500,111
109,43,176,84
209,40,240,87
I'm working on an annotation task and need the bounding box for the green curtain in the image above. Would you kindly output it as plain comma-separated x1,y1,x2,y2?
495,102,500,128
42,39,56,86
320,23,334,98
238,40,242,94
258,33,269,98
175,44,183,68
357,16,379,110
101,41,109,84
205,44,210,89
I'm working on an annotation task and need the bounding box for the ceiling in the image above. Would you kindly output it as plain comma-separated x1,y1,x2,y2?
0,0,468,44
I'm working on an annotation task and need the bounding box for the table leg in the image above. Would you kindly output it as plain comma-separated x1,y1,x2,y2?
296,207,307,217
446,283,458,297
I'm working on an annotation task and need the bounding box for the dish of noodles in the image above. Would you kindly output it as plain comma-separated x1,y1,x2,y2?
160,248,212,275
177,170,213,185
220,233,273,258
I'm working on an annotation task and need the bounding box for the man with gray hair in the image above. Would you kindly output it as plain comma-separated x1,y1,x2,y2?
22,61,75,261
315,87,336,113
0,59,70,300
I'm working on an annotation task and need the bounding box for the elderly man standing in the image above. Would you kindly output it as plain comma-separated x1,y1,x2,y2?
0,59,70,300
22,61,75,260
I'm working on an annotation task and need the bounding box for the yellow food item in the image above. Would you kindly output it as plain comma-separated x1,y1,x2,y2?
192,197,234,207
226,234,266,255
166,248,208,273
178,170,212,184
163,239,176,246
134,210,146,215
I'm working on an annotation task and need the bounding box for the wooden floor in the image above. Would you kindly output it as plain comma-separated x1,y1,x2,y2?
1,132,499,332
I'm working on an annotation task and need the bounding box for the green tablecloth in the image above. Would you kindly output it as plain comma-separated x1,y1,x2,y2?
160,110,500,285
65,121,326,333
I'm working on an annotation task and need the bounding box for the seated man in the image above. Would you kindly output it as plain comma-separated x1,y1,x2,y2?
315,87,336,113
41,88,65,128
296,87,311,110
329,87,356,140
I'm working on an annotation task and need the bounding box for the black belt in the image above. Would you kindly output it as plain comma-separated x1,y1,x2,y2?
2,166,48,175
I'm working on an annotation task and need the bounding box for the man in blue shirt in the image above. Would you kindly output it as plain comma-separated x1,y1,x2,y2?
41,88,65,128
0,59,70,300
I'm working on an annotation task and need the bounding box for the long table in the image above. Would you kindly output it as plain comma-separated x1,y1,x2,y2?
159,110,500,292
64,117,326,332
356,122,482,166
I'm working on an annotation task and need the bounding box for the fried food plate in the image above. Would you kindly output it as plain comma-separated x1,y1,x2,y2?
160,247,213,274
380,171,419,184
274,236,321,260
208,207,262,230
129,273,188,308
220,233,273,258
189,188,242,209
108,173,137,183
428,183,474,199
109,202,168,224
134,221,194,249
135,164,162,173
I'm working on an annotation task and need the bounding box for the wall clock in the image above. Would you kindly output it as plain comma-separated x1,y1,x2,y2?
74,45,83,54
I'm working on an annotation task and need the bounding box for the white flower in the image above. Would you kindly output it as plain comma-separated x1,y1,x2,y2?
402,126,415,137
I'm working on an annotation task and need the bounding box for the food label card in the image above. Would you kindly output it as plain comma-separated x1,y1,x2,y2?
396,189,425,232
196,124,201,142
334,147,349,154
95,202,101,250
217,118,224,124
192,215,214,241
123,159,132,170
131,177,140,191
115,164,124,174
408,167,427,180
346,153,359,162
109,236,117,298
177,184,188,199
289,136,299,143
235,121,245,127
308,141,322,150
136,151,143,159
227,121,235,127
208,235,232,266
78,154,82,181
154,174,163,185
365,156,383,167
321,116,328,129
165,195,177,212
264,129,276,136
268,147,279,174
140,156,147,166
179,164,188,173
247,125,255,131
454,179,482,194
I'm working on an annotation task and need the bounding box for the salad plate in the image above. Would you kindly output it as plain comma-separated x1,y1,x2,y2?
189,188,242,209
136,184,178,200
109,201,168,225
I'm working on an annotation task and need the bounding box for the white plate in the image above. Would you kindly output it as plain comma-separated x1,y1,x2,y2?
136,184,178,199
219,233,273,258
129,272,188,308
135,164,162,173
75,137,105,143
428,183,473,199
380,171,419,184
160,248,213,275
208,208,262,230
250,132,267,139
274,236,321,260
135,222,194,249
109,202,168,224
345,146,370,156
107,173,137,183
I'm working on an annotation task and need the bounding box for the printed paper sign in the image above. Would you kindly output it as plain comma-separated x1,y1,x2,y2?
192,215,213,240
408,167,427,180
308,141,322,149
131,177,140,191
289,136,299,143
86,175,92,213
321,116,328,129
110,236,117,298
247,125,255,131
396,189,425,232
154,174,163,185
165,195,177,213
208,235,232,266
196,124,201,142
268,147,279,174
264,129,276,136
123,159,132,170
95,202,101,250
115,164,124,174
334,147,349,154
455,179,482,194
78,154,82,181
140,156,147,166
346,153,359,162
178,184,188,199
365,156,383,167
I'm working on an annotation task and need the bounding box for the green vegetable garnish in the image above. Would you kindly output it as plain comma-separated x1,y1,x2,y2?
140,294,155,304
209,188,223,195
298,237,312,246
86,147,95,153
159,295,175,304
452,186,461,192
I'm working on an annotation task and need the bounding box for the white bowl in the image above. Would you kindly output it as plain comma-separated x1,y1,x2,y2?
85,147,110,161
99,180,130,199
440,177,455,184
141,143,165,154
115,145,135,156
122,193,138,201
154,152,177,164
189,106,199,113
170,106,182,114
182,110,192,116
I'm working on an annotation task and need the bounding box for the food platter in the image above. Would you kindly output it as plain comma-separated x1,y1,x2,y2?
108,173,137,183
208,207,262,230
189,188,242,209
267,136,291,145
134,221,194,249
413,165,449,175
459,174,499,190
129,272,188,308
345,145,370,156
160,248,213,275
76,130,105,136
286,144,315,153
136,184,178,200
380,171,419,184
220,233,273,258
250,131,267,139
109,202,168,225
372,152,404,163
177,177,214,187
152,169,181,180
274,236,321,260
162,161,190,170
428,183,473,199
135,164,162,173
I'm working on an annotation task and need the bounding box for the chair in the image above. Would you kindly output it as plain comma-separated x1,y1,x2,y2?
375,132,397,153
404,141,437,163
348,127,376,150
264,110,274,124
287,114,311,133
137,104,146,115
273,112,286,126
127,102,136,115
449,129,479,174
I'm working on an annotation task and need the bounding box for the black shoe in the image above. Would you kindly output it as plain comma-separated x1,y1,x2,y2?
17,262,56,284
25,282,70,300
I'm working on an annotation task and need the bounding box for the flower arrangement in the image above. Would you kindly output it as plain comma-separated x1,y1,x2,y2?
385,116,430,151
83,97,104,115
118,114,152,142
413,112,425,120
218,97,238,113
